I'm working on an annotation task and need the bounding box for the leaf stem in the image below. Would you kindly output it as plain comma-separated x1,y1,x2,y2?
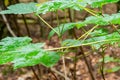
37,15,60,36
77,4,99,17
51,68,70,80
62,56,67,80
30,66,40,80
1,12,16,37
45,39,120,51
77,24,99,40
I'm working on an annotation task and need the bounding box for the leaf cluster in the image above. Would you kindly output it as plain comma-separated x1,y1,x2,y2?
0,37,60,69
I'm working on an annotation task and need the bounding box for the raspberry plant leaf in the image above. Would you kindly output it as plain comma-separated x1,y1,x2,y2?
99,56,120,63
49,13,120,38
89,0,120,8
0,37,32,52
0,0,119,15
0,2,37,14
90,28,108,37
62,32,120,49
36,0,86,14
99,56,120,73
13,50,60,69
48,23,77,38
105,66,120,73
0,37,60,69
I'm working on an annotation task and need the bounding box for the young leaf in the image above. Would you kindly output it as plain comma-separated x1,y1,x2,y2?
105,66,120,73
0,2,37,14
48,23,76,38
99,56,120,63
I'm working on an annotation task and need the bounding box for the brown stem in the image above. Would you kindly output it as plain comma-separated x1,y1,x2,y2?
37,64,42,79
99,48,106,80
33,0,37,2
16,0,31,37
30,66,40,80
49,68,59,80
79,47,95,80
12,15,21,36
21,14,31,37
73,53,77,80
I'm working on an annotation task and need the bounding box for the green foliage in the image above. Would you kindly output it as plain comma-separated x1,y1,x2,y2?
36,0,84,14
48,23,77,38
0,37,32,52
89,0,120,8
77,13,120,28
0,37,60,69
49,13,120,38
99,56,120,63
0,0,119,15
105,66,120,73
0,0,120,73
62,32,120,49
0,2,37,14
99,56,120,73
90,28,108,37
36,0,119,14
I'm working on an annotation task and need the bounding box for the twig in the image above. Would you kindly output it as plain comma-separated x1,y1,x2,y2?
37,15,60,36
0,7,16,37
62,56,67,80
22,14,31,37
79,46,95,80
49,68,59,80
30,66,40,80
51,68,70,80
45,39,120,51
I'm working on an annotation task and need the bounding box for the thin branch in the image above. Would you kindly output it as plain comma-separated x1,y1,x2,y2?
1,13,16,37
30,67,40,80
37,15,60,36
51,68,70,80
62,56,67,80
45,39,120,51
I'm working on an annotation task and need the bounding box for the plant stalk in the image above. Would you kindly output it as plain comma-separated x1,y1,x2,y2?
30,66,40,80
37,15,60,36
45,39,120,51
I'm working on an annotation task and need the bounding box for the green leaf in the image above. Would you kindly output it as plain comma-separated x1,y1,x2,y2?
90,28,108,37
13,50,60,69
99,56,120,63
76,13,120,28
0,37,61,69
61,32,120,49
1,0,119,15
48,23,76,38
36,0,119,14
84,16,108,25
36,0,86,14
99,56,114,63
49,13,120,38
90,0,120,8
0,2,37,14
62,39,82,47
0,37,32,52
105,66,120,73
